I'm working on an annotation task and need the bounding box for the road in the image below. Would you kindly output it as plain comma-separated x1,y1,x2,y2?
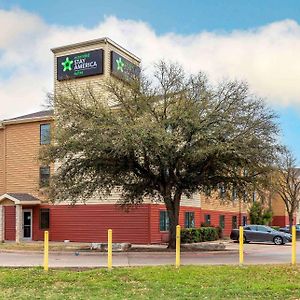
0,242,299,267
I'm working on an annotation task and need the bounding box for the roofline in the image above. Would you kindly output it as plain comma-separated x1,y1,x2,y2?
51,37,141,62
2,115,53,126
0,193,41,205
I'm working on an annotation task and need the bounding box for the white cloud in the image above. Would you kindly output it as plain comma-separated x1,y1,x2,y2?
0,8,300,119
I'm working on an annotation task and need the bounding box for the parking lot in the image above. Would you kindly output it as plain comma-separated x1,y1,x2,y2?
0,241,298,268
228,241,300,264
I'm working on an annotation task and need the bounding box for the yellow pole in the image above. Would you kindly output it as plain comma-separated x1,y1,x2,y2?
292,225,296,265
175,225,181,268
108,229,112,270
239,226,244,265
44,230,49,271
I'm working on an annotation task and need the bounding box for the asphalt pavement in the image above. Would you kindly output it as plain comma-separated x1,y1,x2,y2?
0,242,299,267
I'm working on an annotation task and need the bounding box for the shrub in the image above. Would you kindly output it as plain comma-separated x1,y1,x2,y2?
181,227,221,244
215,226,223,239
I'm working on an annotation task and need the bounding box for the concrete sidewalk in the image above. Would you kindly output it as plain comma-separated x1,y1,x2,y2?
0,251,238,268
0,242,299,267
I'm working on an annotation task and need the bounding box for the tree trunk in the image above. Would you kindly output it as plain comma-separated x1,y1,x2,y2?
164,190,182,249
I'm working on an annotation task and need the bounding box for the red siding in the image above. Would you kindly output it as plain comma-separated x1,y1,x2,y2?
272,215,296,227
4,206,15,240
32,204,151,243
201,209,247,236
30,203,202,244
3,204,246,243
149,204,201,244
272,216,287,227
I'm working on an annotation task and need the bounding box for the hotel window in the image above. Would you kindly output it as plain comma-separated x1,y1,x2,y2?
40,208,50,229
232,216,238,229
232,187,237,201
219,215,225,229
243,191,248,202
204,214,211,226
252,191,257,202
242,216,247,226
185,212,195,228
40,124,51,145
160,211,169,231
219,184,226,199
204,187,211,197
40,166,50,187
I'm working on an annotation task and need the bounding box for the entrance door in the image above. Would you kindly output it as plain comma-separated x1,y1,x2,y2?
23,209,32,239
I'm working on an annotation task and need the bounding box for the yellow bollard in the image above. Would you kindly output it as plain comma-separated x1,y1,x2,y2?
44,230,49,271
239,226,244,265
108,229,112,270
175,225,181,268
292,225,296,265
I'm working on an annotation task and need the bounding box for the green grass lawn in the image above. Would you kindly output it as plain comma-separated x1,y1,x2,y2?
0,265,299,299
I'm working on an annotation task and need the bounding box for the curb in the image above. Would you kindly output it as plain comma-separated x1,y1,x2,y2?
0,248,239,256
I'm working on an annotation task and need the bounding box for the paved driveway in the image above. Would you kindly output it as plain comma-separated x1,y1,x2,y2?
0,242,299,267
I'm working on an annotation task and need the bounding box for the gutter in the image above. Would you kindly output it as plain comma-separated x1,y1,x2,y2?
2,116,53,126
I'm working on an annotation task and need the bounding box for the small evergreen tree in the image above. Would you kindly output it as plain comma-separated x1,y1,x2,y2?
249,201,273,225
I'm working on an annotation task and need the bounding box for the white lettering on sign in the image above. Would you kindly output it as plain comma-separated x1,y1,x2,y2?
74,58,98,71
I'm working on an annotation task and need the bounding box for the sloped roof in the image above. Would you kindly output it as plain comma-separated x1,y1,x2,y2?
4,110,54,121
0,193,41,204
6,193,40,201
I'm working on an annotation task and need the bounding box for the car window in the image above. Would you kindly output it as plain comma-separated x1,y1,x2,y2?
257,226,269,232
244,227,252,231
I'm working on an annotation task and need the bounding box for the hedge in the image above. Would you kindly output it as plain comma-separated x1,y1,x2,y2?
181,227,222,244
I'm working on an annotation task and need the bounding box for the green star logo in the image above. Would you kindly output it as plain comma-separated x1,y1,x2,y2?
116,57,125,72
61,57,73,72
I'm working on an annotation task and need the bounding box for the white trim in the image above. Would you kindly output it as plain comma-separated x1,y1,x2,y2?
51,37,141,62
0,194,41,205
2,116,53,126
22,209,33,240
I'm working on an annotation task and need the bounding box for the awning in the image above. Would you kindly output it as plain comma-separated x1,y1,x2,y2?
0,193,41,205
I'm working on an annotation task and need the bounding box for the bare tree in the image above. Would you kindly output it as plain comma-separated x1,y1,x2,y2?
272,149,300,231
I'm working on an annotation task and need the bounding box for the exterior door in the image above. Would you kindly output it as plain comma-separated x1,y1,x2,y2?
23,209,32,239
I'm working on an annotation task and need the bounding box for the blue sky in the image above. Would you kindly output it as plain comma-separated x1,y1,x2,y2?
0,1,300,163
2,0,300,33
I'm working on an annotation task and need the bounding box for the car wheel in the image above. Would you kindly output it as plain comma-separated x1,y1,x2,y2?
273,236,283,245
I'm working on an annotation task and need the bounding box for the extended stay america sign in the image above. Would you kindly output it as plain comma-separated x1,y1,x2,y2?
111,51,140,80
57,49,104,80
